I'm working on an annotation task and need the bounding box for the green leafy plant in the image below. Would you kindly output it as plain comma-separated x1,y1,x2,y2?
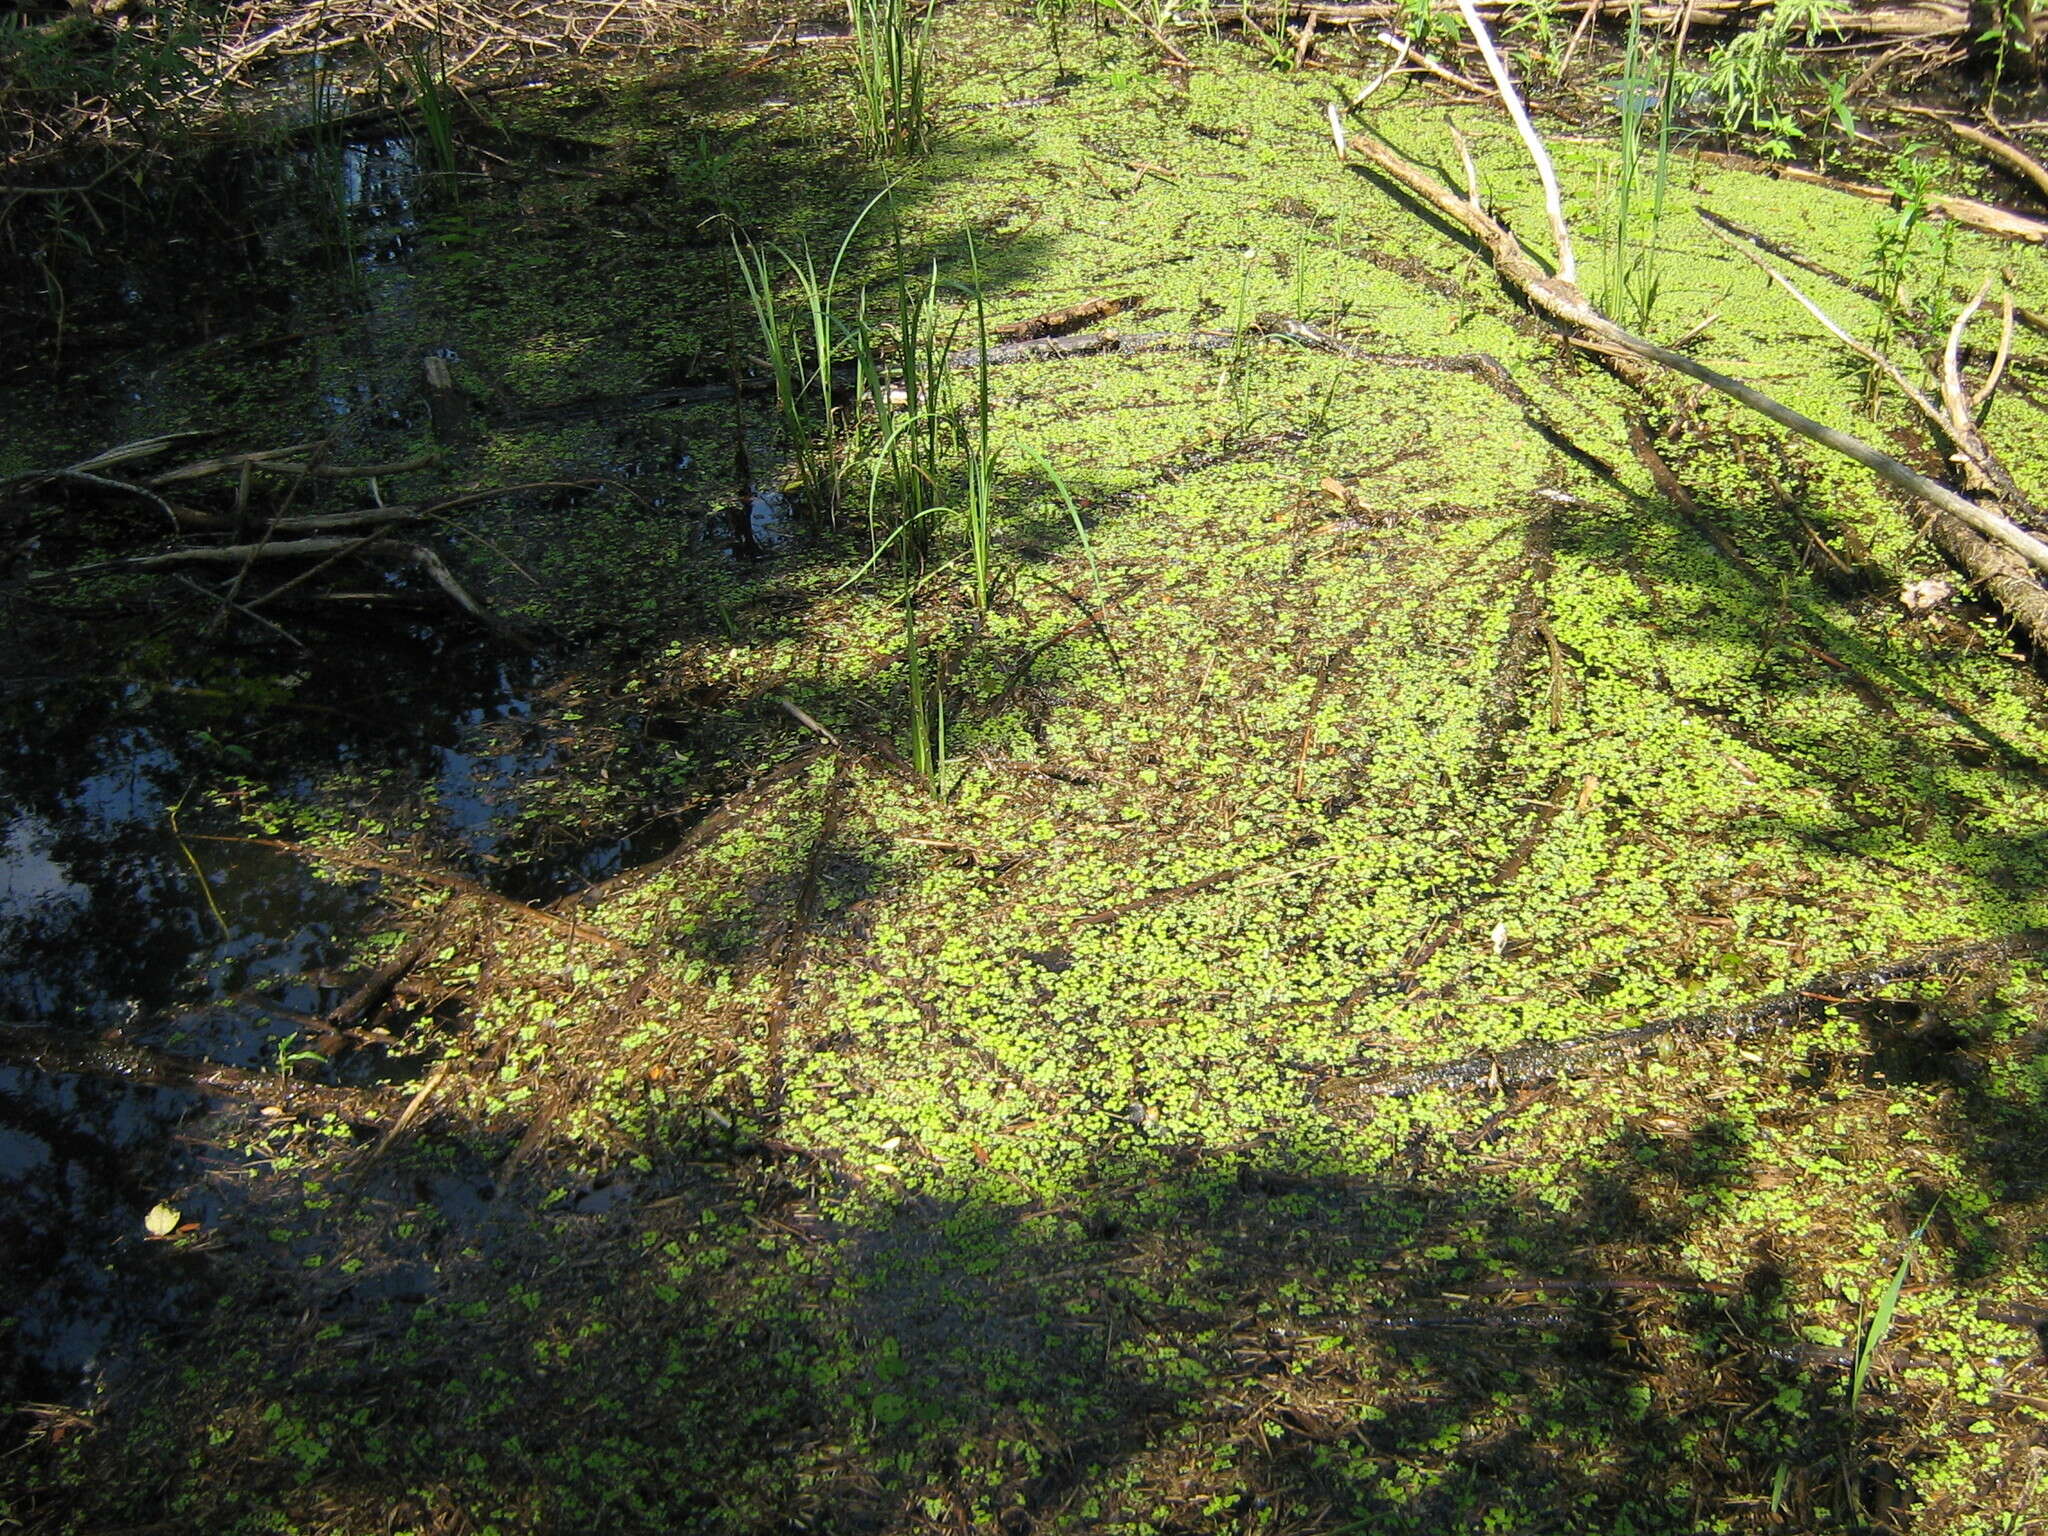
1862,144,1953,404
1978,0,2040,95
1703,0,1833,154
1504,0,1564,74
0,0,218,144
1811,68,1857,171
1023,446,1099,591
1034,0,1075,77
1099,0,1178,44
1393,0,1451,51
961,229,997,613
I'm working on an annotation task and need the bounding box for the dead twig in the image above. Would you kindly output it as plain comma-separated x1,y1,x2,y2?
1695,149,2048,244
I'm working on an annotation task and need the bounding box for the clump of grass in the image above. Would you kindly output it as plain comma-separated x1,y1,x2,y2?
398,35,458,177
744,206,1084,779
849,0,935,158
1237,0,1304,72
1603,0,1680,331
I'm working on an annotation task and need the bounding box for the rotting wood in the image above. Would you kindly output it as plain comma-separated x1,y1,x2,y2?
342,1055,457,1208
1071,850,1300,924
953,315,1633,487
1696,206,1888,309
148,447,441,486
1453,0,1577,282
1697,227,2048,653
993,294,1145,341
771,696,928,787
1321,931,2048,1099
1940,278,2035,512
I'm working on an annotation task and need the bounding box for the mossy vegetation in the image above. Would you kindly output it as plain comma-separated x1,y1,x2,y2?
5,5,2048,1533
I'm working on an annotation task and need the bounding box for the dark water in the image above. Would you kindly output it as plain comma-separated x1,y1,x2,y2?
0,130,685,1412
0,636,529,1401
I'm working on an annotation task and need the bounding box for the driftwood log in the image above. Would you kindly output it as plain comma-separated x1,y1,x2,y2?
1192,0,2037,45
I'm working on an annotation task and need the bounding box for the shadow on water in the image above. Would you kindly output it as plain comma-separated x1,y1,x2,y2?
0,629,629,1404
0,24,1059,1428
16,1086,2044,1533
10,20,2047,1532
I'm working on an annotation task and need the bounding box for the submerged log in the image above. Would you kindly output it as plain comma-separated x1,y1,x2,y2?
4,437,595,641
1323,932,2048,1098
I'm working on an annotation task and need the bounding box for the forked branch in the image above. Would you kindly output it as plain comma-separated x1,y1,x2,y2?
1327,82,2048,645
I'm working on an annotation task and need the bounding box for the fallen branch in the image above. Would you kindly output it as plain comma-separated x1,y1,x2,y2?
1363,27,1489,93
148,447,440,486
0,1023,407,1110
1330,109,2048,590
1695,149,2048,244
1325,932,2048,1098
1709,218,2047,581
1451,0,1576,282
1706,221,2017,494
182,834,637,953
1186,0,1984,39
1895,105,2048,207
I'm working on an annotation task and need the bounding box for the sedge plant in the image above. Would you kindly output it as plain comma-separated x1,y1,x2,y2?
399,35,458,177
849,0,935,157
1848,1201,1936,1422
733,187,894,521
1603,0,1679,331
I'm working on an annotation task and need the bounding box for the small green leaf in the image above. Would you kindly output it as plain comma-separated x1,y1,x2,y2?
143,1203,181,1238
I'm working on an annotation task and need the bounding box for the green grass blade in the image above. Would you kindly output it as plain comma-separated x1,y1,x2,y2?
1850,1200,1937,1418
